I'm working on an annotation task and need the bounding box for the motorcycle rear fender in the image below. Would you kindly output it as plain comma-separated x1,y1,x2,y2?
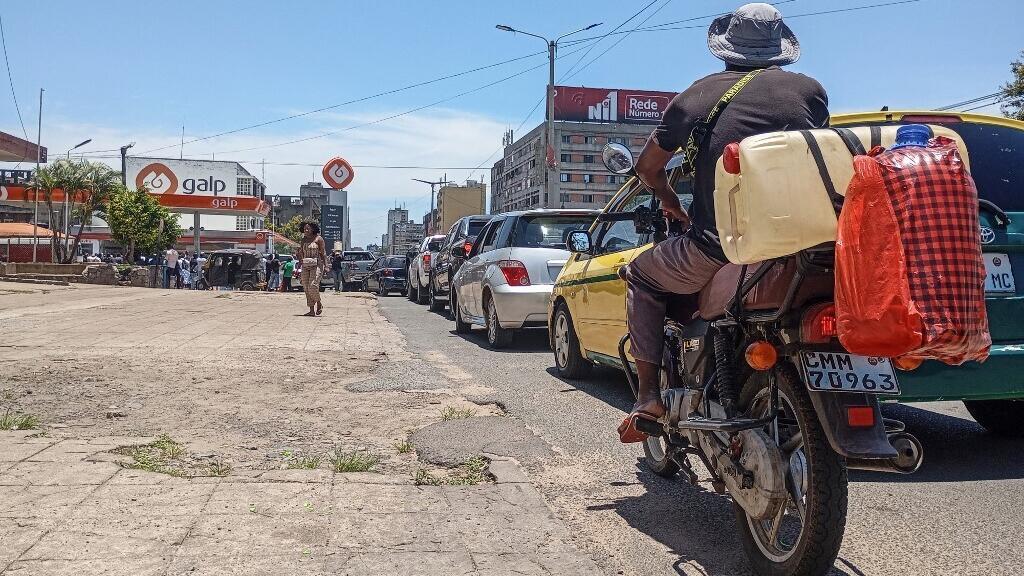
807,391,898,459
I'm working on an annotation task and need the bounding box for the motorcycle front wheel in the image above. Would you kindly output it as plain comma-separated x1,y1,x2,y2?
735,362,847,576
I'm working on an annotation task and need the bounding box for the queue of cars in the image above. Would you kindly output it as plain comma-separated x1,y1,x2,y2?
398,110,1024,438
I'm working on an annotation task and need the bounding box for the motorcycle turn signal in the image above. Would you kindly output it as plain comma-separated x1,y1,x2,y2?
744,341,778,371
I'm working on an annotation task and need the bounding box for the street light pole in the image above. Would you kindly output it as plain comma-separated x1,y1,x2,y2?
119,142,135,186
495,22,600,208
66,138,91,160
32,88,43,263
412,178,453,235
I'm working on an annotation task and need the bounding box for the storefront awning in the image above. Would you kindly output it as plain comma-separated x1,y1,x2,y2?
0,185,269,217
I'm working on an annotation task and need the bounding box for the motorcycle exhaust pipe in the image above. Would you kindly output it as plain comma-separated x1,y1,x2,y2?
846,431,923,474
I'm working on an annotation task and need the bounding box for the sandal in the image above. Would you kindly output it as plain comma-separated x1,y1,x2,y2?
617,410,661,444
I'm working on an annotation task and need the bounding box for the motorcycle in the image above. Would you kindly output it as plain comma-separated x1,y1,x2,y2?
570,143,924,576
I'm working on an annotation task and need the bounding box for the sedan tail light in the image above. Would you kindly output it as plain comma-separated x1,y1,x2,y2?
497,260,531,286
463,240,473,256
423,253,431,271
382,269,393,277
801,302,837,344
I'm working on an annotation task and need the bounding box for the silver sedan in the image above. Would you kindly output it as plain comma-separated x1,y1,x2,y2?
450,209,598,348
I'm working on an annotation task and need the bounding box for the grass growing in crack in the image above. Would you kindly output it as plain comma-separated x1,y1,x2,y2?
394,440,414,454
286,454,322,470
439,406,475,421
112,434,228,478
414,457,490,486
328,449,379,473
0,411,39,431
208,460,233,477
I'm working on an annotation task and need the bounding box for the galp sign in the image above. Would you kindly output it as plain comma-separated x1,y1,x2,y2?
322,157,355,190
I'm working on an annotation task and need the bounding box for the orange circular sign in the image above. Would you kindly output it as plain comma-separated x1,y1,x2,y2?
255,231,268,242
136,162,179,194
322,157,354,189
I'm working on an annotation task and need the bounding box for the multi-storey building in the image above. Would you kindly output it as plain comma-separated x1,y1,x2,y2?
436,180,486,234
491,85,676,213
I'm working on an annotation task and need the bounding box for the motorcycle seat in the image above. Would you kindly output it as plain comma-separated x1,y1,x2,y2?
697,258,834,321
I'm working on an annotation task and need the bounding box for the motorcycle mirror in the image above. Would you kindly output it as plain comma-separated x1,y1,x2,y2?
602,143,635,175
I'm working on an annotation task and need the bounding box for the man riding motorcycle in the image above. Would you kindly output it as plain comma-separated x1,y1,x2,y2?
620,2,830,442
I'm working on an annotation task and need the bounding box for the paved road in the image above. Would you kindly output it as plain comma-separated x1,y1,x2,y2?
379,295,1024,576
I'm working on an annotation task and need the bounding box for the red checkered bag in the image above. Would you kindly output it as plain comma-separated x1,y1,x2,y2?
835,137,990,364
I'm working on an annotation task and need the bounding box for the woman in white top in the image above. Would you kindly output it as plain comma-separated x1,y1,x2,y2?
295,221,327,316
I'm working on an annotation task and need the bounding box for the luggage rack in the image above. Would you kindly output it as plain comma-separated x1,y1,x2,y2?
720,243,835,326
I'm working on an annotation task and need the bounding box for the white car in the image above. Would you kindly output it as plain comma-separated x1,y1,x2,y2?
407,235,446,305
450,209,598,348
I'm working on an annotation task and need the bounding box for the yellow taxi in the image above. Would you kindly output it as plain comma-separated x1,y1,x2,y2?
548,111,1024,434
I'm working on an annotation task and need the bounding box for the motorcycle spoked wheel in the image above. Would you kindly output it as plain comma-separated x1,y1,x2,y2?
734,363,848,576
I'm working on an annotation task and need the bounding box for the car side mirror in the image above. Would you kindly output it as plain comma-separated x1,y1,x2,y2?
452,244,467,258
567,230,593,254
602,142,635,175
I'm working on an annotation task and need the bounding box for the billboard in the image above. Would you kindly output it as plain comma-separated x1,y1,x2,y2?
320,205,345,244
553,86,677,125
125,157,244,197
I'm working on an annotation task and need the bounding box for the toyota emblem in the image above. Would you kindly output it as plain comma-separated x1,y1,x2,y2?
980,226,996,245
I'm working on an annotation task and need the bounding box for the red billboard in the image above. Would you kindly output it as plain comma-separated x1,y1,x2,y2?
553,86,677,125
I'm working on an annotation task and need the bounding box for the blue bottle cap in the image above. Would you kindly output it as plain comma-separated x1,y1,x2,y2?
891,124,931,150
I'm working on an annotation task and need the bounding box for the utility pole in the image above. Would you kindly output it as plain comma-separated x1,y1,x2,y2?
119,142,135,186
412,177,452,235
32,88,43,263
495,22,600,208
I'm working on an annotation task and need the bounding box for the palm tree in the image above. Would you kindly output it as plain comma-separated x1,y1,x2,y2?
29,160,118,263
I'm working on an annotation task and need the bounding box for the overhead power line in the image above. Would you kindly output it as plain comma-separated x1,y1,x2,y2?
558,0,660,82
935,92,1004,111
207,39,603,156
0,15,27,141
136,49,547,156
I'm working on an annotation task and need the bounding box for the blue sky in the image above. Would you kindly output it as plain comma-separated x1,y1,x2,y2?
1,0,1020,246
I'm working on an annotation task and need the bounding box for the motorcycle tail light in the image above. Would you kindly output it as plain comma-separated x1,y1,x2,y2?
893,356,923,371
498,260,531,286
723,142,741,175
801,302,837,344
745,340,778,371
846,406,875,428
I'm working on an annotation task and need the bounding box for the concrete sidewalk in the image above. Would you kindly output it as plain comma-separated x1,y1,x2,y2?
0,287,601,575
1,432,595,576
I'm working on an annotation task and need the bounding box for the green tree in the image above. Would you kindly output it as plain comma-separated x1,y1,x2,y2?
1002,51,1024,120
27,159,120,263
268,215,305,244
101,186,184,263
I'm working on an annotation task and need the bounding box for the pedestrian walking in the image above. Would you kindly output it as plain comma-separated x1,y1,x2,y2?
330,250,344,292
296,221,327,316
267,255,281,291
281,258,294,292
164,248,180,289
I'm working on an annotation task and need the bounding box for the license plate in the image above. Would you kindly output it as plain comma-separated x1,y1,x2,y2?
800,352,901,395
984,253,1015,293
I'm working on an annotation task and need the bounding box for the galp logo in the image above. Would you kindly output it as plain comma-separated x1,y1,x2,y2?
136,163,178,194
322,157,355,189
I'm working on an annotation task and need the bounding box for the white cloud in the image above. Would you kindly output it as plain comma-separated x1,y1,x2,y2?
2,107,509,247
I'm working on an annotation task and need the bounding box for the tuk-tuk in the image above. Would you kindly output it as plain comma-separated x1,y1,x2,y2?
198,249,266,291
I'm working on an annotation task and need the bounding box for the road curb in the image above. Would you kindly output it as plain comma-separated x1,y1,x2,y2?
482,452,531,484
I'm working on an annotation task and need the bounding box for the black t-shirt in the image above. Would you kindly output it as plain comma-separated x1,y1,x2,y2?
269,259,281,273
652,67,830,261
330,254,343,271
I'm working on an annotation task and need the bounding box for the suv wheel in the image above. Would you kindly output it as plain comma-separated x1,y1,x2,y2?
485,297,513,349
428,275,445,312
552,304,591,379
407,270,418,301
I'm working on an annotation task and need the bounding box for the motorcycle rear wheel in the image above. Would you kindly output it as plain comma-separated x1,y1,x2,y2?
734,363,847,576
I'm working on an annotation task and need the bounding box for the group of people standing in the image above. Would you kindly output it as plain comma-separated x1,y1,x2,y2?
162,249,206,289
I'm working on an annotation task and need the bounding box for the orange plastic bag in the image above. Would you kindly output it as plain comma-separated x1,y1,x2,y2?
835,138,990,365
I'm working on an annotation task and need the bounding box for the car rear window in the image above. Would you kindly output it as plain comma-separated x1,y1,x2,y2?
427,240,443,252
342,252,372,261
467,220,489,237
386,256,407,268
513,215,597,248
947,121,1023,212
853,120,1023,212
